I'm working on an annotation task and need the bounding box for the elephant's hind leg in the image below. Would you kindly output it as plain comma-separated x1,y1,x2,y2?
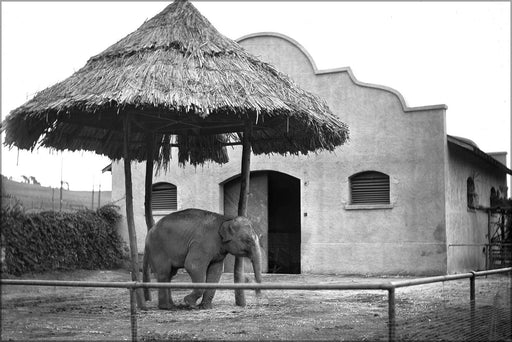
157,268,177,310
199,260,224,309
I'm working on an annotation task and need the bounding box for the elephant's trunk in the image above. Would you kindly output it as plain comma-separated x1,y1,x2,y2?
250,242,263,296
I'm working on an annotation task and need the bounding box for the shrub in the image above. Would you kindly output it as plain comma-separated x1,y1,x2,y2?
0,204,126,275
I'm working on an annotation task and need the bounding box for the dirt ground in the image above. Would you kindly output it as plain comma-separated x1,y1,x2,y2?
1,269,511,341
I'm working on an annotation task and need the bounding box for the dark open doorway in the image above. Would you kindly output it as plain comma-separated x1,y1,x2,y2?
222,171,301,274
267,172,301,274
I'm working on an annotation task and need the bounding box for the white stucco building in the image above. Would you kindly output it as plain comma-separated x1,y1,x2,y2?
112,33,511,276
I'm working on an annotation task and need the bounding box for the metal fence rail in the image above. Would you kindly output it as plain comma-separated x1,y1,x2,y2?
2,267,511,342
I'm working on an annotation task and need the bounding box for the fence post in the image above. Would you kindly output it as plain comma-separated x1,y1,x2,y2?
129,288,138,342
509,270,512,340
470,271,476,336
388,288,396,342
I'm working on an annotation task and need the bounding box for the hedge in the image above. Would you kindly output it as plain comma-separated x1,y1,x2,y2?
1,204,127,275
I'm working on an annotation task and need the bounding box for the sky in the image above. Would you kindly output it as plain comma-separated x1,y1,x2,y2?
1,1,510,191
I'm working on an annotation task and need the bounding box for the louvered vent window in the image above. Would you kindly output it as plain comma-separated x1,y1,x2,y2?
152,182,177,211
350,171,390,205
467,177,476,208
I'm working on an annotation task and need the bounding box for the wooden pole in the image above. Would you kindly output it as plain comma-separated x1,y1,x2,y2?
59,183,63,211
142,132,156,301
235,119,253,307
123,114,147,310
59,154,63,212
144,133,156,230
91,185,95,209
238,121,252,216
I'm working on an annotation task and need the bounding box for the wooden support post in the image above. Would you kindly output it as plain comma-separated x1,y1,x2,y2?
143,132,156,301
235,119,253,307
144,133,156,230
123,114,147,310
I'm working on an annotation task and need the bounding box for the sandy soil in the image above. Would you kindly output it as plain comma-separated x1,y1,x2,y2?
1,269,511,341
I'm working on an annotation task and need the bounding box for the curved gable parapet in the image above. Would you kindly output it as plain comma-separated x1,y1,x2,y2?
237,32,448,113
238,32,320,72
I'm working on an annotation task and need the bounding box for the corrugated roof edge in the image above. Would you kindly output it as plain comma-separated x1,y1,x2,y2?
447,135,512,175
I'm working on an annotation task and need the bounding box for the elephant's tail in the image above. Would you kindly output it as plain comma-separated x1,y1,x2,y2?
142,245,151,302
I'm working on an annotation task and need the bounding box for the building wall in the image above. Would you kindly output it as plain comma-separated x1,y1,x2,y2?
238,33,448,275
446,144,508,273
112,32,449,275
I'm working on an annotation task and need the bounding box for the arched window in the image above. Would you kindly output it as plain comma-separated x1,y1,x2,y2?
152,182,177,212
490,187,498,207
467,177,476,208
349,171,390,205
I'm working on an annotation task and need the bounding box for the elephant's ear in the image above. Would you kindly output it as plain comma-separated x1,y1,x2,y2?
219,220,235,243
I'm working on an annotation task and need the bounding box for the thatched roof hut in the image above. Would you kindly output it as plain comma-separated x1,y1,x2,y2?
2,0,348,166
1,0,351,309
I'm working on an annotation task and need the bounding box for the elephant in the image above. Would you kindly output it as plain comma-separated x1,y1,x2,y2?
142,208,263,310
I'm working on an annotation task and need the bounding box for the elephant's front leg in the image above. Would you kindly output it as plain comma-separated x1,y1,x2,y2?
183,254,208,308
199,260,224,309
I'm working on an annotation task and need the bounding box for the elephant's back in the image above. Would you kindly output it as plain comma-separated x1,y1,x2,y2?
160,208,227,225
149,208,227,239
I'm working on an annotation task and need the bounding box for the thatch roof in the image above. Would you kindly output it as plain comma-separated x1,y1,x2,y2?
2,0,349,165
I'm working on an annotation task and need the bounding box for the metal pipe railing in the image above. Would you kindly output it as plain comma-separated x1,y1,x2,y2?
2,267,511,342
388,268,511,289
1,279,137,288
3,268,509,290
0,279,392,290
385,268,512,341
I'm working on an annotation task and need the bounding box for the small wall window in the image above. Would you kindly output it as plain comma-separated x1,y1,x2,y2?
349,171,390,205
490,187,498,207
467,177,477,208
152,182,177,212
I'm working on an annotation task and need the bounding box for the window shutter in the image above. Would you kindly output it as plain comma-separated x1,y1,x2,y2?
151,183,177,211
350,172,390,204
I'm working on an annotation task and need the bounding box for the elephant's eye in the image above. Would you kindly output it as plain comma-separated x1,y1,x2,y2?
241,236,253,245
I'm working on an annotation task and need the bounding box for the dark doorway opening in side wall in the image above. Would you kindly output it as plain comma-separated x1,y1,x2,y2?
222,171,301,274
267,172,301,274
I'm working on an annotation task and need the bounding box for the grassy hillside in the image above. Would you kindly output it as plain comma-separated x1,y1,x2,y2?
1,176,111,212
